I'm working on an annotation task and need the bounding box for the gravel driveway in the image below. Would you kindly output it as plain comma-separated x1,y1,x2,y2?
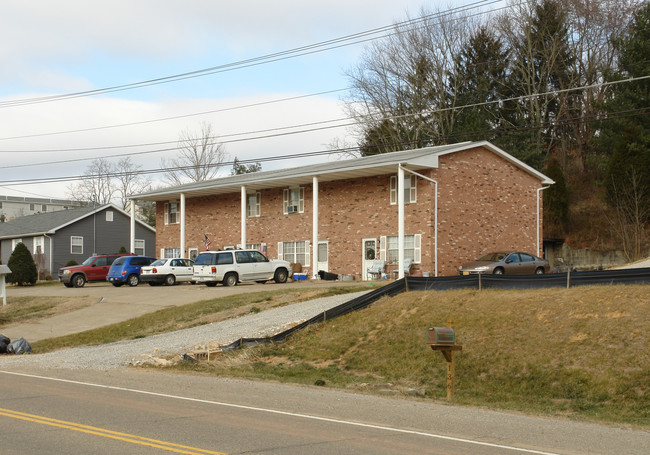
0,291,369,370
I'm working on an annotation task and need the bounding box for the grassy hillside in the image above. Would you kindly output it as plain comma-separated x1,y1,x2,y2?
183,285,649,426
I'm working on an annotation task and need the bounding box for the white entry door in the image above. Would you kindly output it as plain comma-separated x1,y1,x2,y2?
362,238,377,281
317,241,329,273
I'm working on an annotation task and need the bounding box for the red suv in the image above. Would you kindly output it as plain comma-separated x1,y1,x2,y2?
58,254,133,288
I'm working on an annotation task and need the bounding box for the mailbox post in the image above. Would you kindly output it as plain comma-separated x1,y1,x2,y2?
0,264,11,306
426,324,462,400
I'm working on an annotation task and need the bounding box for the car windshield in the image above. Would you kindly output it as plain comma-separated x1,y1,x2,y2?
477,253,507,262
150,259,167,266
81,256,96,266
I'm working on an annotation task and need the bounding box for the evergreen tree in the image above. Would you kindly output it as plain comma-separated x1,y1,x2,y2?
449,26,509,142
231,157,262,175
7,242,37,286
597,3,650,259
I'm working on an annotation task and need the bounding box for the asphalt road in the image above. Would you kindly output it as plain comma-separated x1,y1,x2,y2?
1,368,647,455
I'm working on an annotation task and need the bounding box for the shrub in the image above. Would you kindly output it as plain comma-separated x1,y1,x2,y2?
7,242,37,286
119,246,128,253
65,260,78,267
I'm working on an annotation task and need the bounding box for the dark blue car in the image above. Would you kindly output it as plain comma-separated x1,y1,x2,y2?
106,256,156,287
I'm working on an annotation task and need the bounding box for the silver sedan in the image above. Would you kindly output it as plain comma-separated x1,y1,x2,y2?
140,258,195,285
458,252,550,275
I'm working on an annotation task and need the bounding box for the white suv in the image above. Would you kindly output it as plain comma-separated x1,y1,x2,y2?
193,249,293,287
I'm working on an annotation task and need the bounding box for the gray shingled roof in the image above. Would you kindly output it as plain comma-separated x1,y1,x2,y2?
0,204,151,240
132,141,554,201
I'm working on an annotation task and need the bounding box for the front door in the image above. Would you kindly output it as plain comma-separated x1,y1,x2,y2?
362,238,377,281
317,241,328,273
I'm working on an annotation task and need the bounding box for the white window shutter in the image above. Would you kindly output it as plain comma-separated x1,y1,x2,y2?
164,203,169,225
160,248,165,258
283,189,288,214
414,234,421,263
277,242,283,260
305,240,310,266
256,192,261,216
380,236,387,261
299,187,305,213
390,176,397,205
410,175,417,203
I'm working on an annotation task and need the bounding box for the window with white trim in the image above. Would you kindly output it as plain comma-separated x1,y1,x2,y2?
164,202,179,225
283,188,304,214
12,239,23,251
247,192,261,217
380,234,421,264
33,236,44,255
278,240,310,266
390,175,417,204
41,204,47,212
29,203,35,211
106,211,113,222
134,239,145,256
163,247,181,258
70,236,83,254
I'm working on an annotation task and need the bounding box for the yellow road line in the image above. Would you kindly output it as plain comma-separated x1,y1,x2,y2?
0,407,226,455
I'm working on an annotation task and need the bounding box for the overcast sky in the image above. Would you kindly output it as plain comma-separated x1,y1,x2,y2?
0,0,491,200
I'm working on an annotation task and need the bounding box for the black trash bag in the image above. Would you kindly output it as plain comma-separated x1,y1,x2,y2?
0,334,10,354
6,337,32,355
318,270,338,281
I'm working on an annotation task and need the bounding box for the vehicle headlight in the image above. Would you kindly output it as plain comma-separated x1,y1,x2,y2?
475,266,490,271
63,270,71,275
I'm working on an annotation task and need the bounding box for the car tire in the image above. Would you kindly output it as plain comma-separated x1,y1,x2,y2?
493,268,504,275
127,274,139,287
535,267,545,275
223,273,238,287
72,274,86,288
112,282,123,287
274,268,288,284
165,274,176,286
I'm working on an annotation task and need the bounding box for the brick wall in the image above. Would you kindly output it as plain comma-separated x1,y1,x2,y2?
155,146,543,277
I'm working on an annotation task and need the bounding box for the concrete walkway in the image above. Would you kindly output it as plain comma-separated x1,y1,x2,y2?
1,280,367,343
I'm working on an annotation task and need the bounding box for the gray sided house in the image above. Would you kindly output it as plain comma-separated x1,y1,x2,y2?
0,204,155,279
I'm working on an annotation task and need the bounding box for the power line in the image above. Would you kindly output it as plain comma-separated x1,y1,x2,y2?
0,105,648,188
0,1,503,109
1,74,646,167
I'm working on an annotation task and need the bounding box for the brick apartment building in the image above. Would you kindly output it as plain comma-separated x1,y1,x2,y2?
131,142,554,278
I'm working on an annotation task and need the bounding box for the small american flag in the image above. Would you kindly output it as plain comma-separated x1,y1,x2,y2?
204,234,212,250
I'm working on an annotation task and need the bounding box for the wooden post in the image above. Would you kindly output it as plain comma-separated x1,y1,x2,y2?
446,317,455,400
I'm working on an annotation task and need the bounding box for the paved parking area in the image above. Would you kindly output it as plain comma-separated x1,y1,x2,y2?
2,280,367,342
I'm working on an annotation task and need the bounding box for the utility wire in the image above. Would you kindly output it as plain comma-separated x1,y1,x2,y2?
0,0,503,109
0,105,647,187
1,74,647,164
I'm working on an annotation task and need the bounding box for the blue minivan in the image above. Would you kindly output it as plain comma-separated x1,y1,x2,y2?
106,256,156,287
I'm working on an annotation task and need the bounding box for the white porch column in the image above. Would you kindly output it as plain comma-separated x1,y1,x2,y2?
398,165,405,279
129,200,135,254
180,193,186,257
240,186,247,248
312,176,319,279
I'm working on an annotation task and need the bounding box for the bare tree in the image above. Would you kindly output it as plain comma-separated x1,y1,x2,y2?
161,122,229,185
68,158,116,205
114,157,151,210
606,168,650,261
343,7,473,154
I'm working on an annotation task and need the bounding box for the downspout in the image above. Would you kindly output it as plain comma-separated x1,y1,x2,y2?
399,166,438,277
397,165,405,279
44,233,53,277
537,186,550,257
